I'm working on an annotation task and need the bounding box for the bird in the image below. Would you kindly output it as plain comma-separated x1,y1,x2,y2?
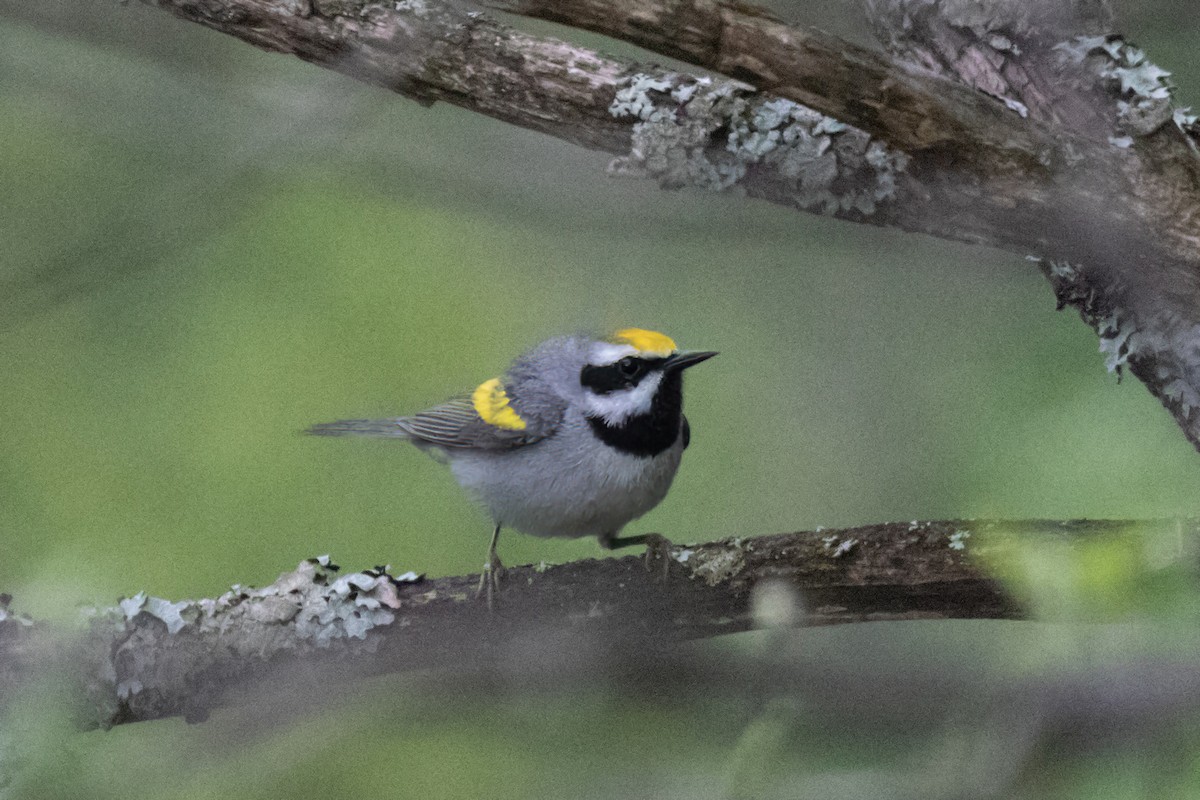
307,328,716,605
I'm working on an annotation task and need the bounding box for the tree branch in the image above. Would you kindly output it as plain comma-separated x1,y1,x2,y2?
491,0,1061,165
2,520,1194,729
131,0,1200,451
491,0,1200,447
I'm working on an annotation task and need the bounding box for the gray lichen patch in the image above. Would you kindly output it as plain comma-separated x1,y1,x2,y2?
1112,321,1200,418
608,73,908,217
113,560,406,647
1036,257,1124,362
392,0,428,14
1039,256,1143,374
118,594,198,635
1035,256,1200,417
1176,108,1200,150
1055,36,1177,137
821,536,858,558
96,558,423,718
687,542,748,587
1097,310,1139,375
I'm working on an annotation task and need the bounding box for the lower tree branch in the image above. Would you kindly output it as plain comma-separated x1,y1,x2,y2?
2,520,1193,729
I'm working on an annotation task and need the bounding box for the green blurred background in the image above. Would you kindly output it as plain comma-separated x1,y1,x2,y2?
2,1,1199,797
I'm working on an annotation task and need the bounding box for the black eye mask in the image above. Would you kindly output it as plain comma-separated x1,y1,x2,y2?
579,356,667,395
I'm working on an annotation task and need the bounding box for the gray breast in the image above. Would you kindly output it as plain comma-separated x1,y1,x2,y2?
447,409,685,539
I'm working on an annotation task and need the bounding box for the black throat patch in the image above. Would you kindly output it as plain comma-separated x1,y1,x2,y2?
586,370,684,457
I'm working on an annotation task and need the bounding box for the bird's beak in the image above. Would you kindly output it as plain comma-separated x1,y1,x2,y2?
663,350,718,371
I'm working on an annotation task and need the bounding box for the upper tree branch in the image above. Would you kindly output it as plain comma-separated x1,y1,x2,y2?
492,0,1200,444
133,0,1200,450
492,0,1061,166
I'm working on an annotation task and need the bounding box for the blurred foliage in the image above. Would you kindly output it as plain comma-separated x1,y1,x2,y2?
1,0,1199,797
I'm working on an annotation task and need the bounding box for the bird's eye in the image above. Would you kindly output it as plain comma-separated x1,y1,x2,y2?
618,356,640,378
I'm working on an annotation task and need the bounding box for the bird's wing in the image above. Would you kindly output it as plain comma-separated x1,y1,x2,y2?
308,379,564,451
398,396,549,449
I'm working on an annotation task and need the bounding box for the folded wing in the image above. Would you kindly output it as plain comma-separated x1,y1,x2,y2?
307,394,560,451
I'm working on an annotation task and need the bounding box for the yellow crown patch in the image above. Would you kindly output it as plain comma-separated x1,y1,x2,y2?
612,328,678,357
472,378,527,430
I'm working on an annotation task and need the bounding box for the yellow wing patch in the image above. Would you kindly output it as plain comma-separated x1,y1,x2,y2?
472,378,527,431
612,328,678,357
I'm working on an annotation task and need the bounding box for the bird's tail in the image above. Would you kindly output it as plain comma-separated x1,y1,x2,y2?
305,419,411,438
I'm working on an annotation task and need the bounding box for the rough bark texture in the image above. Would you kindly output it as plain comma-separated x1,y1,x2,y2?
856,0,1200,453
2,520,1195,729
134,0,1200,451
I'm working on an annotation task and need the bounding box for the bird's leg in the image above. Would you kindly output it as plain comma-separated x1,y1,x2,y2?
475,524,505,611
601,532,674,579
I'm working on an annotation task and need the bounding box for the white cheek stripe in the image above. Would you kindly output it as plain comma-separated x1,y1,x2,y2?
584,372,663,425
590,342,637,366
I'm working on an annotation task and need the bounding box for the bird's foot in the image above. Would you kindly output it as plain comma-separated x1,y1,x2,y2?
475,552,505,611
601,532,675,580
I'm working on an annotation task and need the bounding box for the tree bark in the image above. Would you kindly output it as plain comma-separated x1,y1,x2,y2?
132,0,1200,451
1,520,1194,729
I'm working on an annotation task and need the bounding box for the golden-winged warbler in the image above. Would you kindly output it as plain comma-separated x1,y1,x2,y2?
308,328,716,603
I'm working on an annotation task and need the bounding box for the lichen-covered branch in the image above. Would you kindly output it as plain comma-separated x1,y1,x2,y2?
490,0,1064,168
860,1,1200,441
0,522,1010,727
131,0,1200,450
4,520,1197,729
490,0,1200,448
